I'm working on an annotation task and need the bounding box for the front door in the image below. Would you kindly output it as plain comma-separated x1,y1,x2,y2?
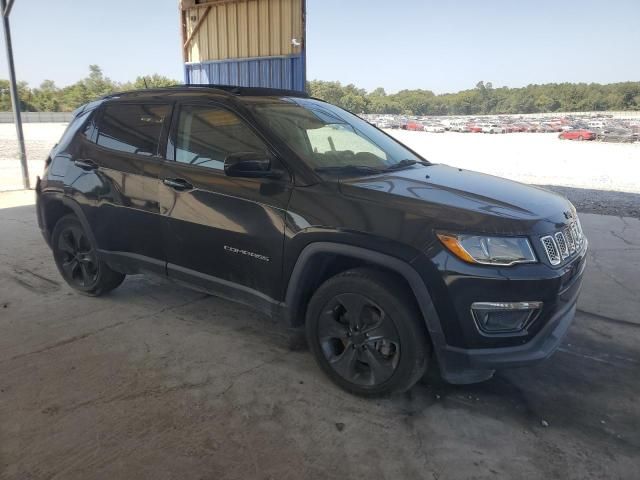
159,102,292,309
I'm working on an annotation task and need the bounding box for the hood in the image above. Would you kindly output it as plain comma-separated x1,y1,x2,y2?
338,164,572,234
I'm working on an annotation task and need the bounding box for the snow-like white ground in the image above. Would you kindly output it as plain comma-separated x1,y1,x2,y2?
387,130,640,194
0,123,67,191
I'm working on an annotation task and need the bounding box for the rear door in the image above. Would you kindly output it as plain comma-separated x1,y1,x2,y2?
159,102,292,307
78,101,172,274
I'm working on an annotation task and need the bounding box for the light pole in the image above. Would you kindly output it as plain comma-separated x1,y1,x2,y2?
1,0,29,190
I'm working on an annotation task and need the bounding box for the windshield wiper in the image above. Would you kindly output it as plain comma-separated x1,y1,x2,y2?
383,159,429,171
314,165,385,175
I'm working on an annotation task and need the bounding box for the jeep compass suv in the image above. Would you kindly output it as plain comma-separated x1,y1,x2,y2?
36,86,587,396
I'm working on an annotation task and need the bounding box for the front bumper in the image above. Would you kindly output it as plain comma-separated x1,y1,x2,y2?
417,240,587,384
437,280,581,384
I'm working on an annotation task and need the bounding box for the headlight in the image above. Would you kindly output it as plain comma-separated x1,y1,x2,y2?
437,232,537,266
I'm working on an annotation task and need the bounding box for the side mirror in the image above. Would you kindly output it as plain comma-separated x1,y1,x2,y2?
223,152,282,179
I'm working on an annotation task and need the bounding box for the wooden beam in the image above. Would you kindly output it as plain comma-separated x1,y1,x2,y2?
180,8,188,62
181,0,240,10
183,6,211,60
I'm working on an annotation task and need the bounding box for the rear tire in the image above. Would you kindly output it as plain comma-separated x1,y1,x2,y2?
305,268,430,396
51,214,125,296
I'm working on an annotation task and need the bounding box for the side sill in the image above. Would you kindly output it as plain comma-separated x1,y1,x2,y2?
167,263,284,318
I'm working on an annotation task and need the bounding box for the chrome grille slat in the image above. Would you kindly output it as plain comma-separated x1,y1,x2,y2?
555,232,569,259
541,235,561,265
564,227,576,253
541,220,583,266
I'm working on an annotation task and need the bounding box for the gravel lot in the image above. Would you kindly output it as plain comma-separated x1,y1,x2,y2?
1,123,638,217
0,123,67,191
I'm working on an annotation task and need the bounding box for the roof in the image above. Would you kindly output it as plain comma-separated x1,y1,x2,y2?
102,84,309,101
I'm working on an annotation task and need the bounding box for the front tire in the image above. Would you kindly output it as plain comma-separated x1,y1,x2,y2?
51,214,125,296
306,268,430,396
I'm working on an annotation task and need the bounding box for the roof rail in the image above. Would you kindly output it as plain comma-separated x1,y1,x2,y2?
176,84,309,98
102,84,309,100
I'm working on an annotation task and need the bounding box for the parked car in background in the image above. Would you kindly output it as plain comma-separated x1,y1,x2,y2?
559,129,596,141
539,123,562,133
587,120,606,130
481,123,505,134
423,123,445,133
598,128,639,143
449,121,469,132
405,121,424,131
468,123,483,133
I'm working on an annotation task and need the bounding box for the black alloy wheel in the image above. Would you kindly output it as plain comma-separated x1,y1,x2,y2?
318,293,400,386
306,268,430,396
56,223,99,289
51,214,125,296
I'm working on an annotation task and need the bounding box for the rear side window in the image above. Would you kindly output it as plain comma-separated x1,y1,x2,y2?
175,105,268,170
97,103,170,156
54,108,94,152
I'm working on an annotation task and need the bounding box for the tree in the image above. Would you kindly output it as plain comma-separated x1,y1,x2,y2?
125,74,179,90
31,80,61,111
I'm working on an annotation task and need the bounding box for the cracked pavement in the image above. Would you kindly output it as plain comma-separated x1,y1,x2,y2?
1,193,639,480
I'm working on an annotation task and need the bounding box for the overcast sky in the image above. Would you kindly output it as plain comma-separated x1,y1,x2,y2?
0,0,638,94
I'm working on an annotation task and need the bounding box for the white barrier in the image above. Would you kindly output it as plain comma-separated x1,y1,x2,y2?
0,112,74,123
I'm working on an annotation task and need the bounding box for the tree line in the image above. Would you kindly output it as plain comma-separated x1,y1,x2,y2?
307,80,640,115
1,65,639,115
0,65,178,113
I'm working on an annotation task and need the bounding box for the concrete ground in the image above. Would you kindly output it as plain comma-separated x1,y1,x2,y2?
1,191,639,480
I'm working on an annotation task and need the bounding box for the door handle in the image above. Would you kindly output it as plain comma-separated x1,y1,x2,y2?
74,159,98,170
163,178,193,191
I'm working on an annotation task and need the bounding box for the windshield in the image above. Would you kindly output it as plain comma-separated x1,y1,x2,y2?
247,97,427,175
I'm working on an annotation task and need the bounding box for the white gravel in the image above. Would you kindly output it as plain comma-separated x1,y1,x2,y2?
386,130,640,194
0,123,67,191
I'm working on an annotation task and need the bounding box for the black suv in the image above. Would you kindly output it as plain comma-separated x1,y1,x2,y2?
36,86,587,396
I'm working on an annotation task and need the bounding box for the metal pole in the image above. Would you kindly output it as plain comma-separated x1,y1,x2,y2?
1,0,29,189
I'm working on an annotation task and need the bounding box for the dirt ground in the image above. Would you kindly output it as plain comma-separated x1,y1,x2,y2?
0,191,639,480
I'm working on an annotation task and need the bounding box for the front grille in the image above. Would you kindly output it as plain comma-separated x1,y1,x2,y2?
540,221,584,266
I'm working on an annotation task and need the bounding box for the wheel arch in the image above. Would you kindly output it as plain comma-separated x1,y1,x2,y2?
283,242,446,348
39,193,97,249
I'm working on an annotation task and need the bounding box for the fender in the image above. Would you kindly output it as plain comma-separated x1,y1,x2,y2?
283,242,448,357
38,191,98,250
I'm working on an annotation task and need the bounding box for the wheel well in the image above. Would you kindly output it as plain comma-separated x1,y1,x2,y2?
43,199,74,239
287,252,415,327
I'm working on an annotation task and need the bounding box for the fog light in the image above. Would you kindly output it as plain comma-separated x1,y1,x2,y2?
471,302,542,334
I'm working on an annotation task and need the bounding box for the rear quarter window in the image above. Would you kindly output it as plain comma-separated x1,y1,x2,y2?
54,107,95,153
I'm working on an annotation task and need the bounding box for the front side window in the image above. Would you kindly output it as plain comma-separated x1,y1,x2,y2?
249,97,426,175
97,103,170,156
175,105,268,171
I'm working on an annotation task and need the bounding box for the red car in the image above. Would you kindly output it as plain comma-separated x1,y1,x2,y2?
559,129,596,141
468,123,482,133
405,121,424,131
